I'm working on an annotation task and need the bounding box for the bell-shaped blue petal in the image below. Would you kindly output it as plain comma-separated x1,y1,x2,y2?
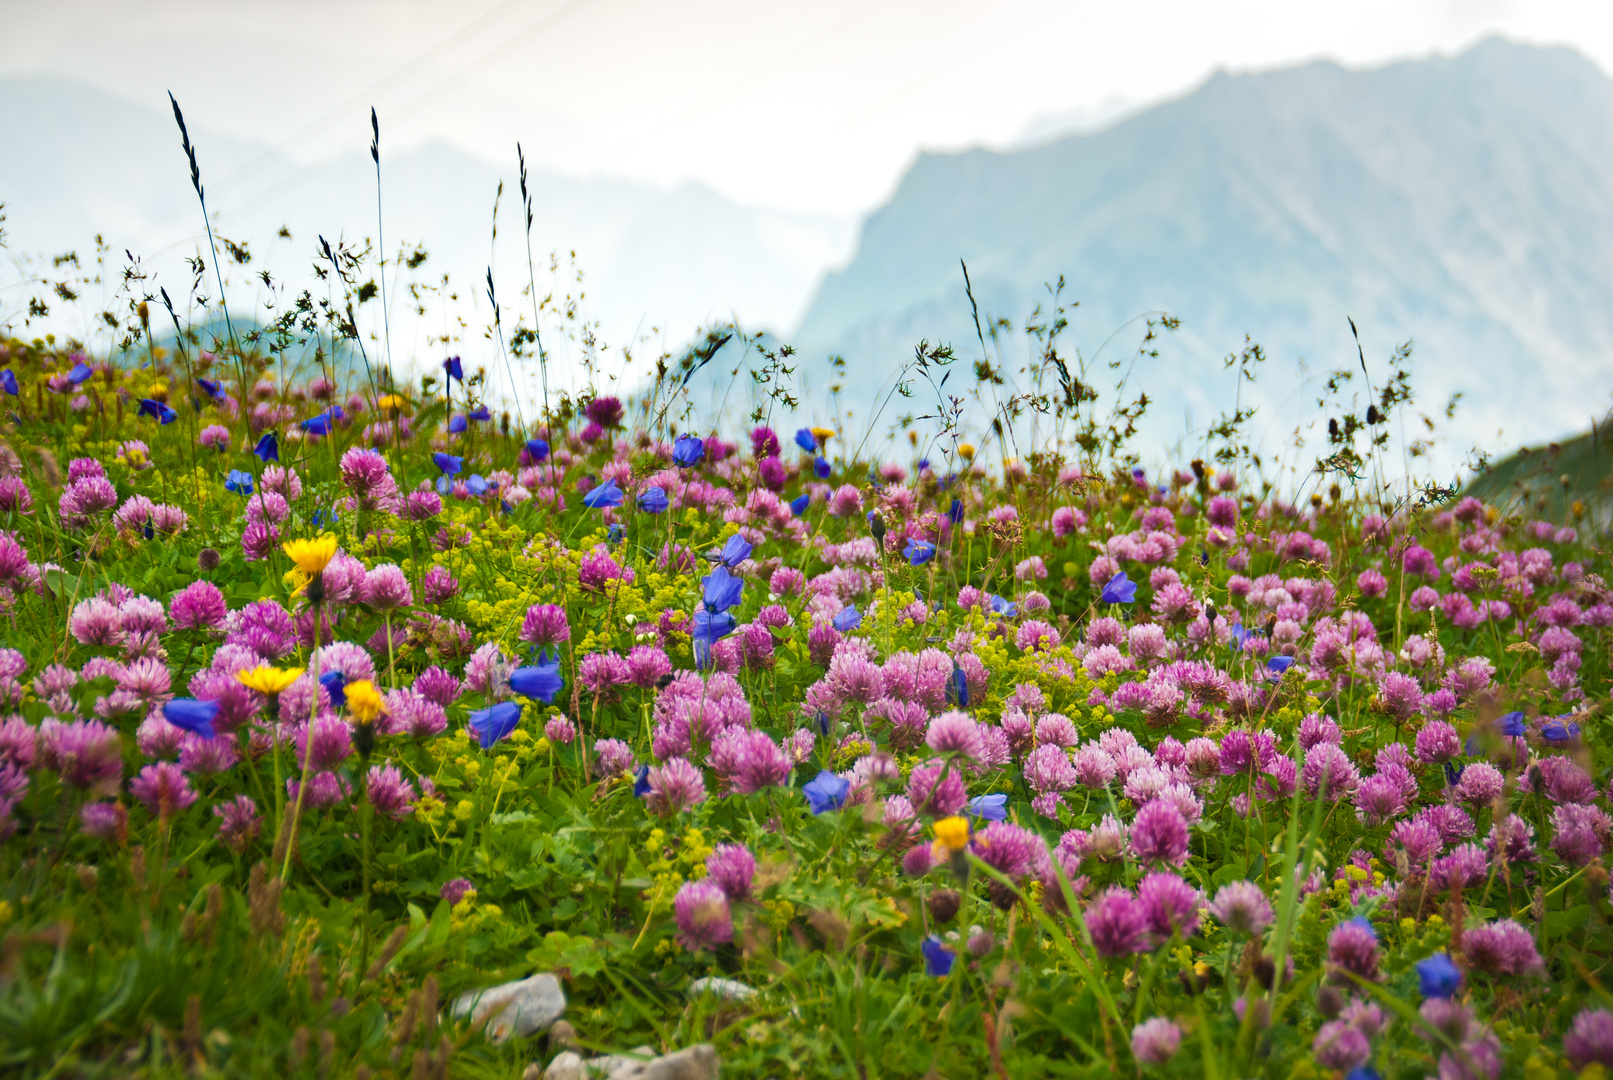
966,793,1008,822
433,452,463,475
447,415,468,434
1415,953,1462,999
672,435,705,468
68,361,94,385
0,369,19,396
442,356,463,381
921,935,954,977
637,487,669,514
701,565,744,613
693,609,736,645
319,670,348,711
633,764,652,798
302,412,334,436
789,493,810,516
467,701,522,749
832,604,862,632
948,666,970,708
948,498,964,524
196,377,225,401
1497,711,1527,737
466,474,489,496
988,594,1017,617
524,438,549,461
163,698,218,740
1100,572,1137,605
254,432,279,462
794,428,817,452
510,655,565,704
813,455,830,479
584,480,624,509
1266,655,1296,680
468,405,491,422
720,534,753,567
802,769,851,815
904,538,937,566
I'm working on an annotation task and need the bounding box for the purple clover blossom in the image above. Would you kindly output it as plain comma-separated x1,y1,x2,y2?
673,880,733,951
1130,1017,1182,1065
213,795,262,853
645,758,706,817
1209,880,1273,934
1129,799,1189,865
1084,888,1150,957
705,843,756,901
129,762,198,818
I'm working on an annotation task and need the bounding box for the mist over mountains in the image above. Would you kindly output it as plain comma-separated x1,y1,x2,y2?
791,38,1613,472
0,77,853,389
4,38,1612,475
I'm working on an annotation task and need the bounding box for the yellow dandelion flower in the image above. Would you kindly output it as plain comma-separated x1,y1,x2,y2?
932,816,970,853
237,666,305,695
344,679,388,724
810,426,835,443
957,443,976,461
282,533,338,575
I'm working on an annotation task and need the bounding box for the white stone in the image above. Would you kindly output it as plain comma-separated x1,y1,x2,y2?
451,973,566,1043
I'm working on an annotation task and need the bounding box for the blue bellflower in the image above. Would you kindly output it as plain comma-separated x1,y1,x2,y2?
196,377,226,401
433,452,464,475
794,428,817,452
163,698,219,740
833,604,862,632
1541,718,1580,743
447,415,468,434
584,480,624,509
988,594,1017,618
1,369,19,396
672,435,705,468
948,498,964,525
607,522,625,544
465,475,490,497
225,469,254,495
720,534,753,567
1343,1069,1382,1080
967,793,1008,822
921,935,954,977
802,769,851,814
254,432,279,462
138,398,177,424
468,405,491,422
633,765,652,798
638,487,669,513
1100,572,1137,604
311,507,340,529
789,493,810,516
1266,655,1296,681
468,701,522,749
1415,953,1462,999
524,437,550,461
904,539,937,566
510,652,565,703
948,666,970,708
69,361,94,385
320,671,348,711
813,455,831,479
1497,711,1527,737
442,356,463,381
701,565,744,613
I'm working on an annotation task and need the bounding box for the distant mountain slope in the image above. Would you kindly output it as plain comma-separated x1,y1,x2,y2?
792,38,1613,463
0,77,854,381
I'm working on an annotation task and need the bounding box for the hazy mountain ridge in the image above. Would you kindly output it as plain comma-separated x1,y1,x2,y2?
792,39,1613,464
0,77,854,374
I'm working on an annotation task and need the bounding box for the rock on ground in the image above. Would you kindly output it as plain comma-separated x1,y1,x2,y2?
449,973,566,1044
540,1043,719,1080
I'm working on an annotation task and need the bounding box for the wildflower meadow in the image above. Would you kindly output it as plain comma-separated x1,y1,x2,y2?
0,102,1610,1080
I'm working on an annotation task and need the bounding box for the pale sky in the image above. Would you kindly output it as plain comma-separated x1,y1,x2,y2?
5,0,1611,217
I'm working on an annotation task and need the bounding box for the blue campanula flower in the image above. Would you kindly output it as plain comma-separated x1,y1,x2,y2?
672,435,705,468
833,604,862,632
701,565,744,613
1100,572,1137,605
1541,718,1579,743
584,480,624,509
68,361,94,384
948,498,964,525
967,793,1008,822
225,469,254,495
196,377,225,401
948,666,969,708
1,369,19,396
510,652,564,703
921,935,954,977
433,452,463,476
794,428,817,452
254,432,279,462
447,415,468,434
1415,953,1462,998
468,405,491,422
311,508,340,529
468,701,522,749
1497,711,1527,737
465,475,490,497
789,493,810,516
904,539,937,566
813,455,831,479
524,437,550,461
163,698,219,740
803,769,851,814
720,534,753,567
633,765,652,798
638,487,669,514
320,671,348,711
607,523,625,544
1343,1069,1381,1080
139,398,177,425
442,356,463,381
988,594,1017,617
1266,656,1295,681
301,410,336,436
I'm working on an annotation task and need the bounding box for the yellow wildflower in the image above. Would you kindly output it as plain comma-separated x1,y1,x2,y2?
932,816,970,853
345,680,387,724
810,426,835,443
957,443,976,461
283,568,311,596
237,666,305,695
282,533,338,575
376,393,410,415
